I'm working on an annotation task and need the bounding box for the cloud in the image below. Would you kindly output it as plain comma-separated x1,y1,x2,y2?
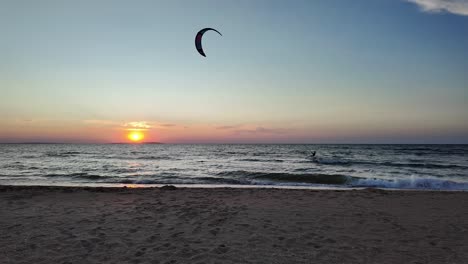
123,121,153,130
216,124,291,135
159,123,176,127
405,0,468,16
84,120,182,130
234,127,289,135
216,125,241,130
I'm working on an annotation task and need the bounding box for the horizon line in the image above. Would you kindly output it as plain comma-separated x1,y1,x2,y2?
1,142,467,145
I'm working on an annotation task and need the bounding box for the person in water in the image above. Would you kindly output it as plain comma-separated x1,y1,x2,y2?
310,151,317,162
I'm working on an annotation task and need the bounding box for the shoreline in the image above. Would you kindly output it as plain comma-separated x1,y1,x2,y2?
1,183,467,192
2,185,468,263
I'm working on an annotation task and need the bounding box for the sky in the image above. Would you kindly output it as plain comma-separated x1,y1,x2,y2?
0,0,467,143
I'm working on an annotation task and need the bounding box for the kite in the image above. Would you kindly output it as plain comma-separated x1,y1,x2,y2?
195,28,222,57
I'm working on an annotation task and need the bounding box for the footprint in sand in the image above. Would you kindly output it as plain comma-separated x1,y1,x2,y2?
80,239,93,250
209,228,219,236
171,231,184,238
135,249,146,257
211,244,229,254
146,235,158,242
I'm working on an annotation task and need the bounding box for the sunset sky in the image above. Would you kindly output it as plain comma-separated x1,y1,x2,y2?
1,0,467,143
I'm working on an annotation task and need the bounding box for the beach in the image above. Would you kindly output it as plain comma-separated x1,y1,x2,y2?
1,186,467,264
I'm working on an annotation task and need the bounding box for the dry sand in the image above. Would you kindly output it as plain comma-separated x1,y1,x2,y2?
1,185,467,264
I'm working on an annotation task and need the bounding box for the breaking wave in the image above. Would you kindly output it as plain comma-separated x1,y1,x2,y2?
45,172,104,180
312,157,467,169
216,170,352,185
352,176,468,190
213,170,468,190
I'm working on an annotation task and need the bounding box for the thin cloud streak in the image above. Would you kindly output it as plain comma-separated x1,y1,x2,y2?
216,125,241,130
214,124,291,135
405,0,468,16
233,127,290,135
160,123,176,127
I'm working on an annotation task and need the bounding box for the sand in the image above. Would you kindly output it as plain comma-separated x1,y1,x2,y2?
1,186,467,264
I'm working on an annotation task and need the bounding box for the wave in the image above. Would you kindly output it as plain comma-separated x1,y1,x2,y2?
34,170,468,190
110,168,142,173
44,151,82,158
117,177,245,185
238,158,284,163
311,158,352,166
216,170,353,185
22,155,39,159
380,162,465,169
214,170,468,190
238,158,262,162
255,173,351,185
44,172,104,180
198,177,246,184
100,155,177,161
311,157,467,169
136,155,174,160
394,146,468,155
70,173,104,180
2,163,29,170
130,151,147,155
119,179,158,184
352,176,468,190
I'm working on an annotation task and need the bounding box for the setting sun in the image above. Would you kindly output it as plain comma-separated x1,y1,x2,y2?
128,131,144,142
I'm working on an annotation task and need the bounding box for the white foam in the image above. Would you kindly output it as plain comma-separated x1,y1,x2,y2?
352,175,468,190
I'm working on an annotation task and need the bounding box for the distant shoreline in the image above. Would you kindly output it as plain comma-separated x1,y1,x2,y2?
1,142,467,145
0,142,165,145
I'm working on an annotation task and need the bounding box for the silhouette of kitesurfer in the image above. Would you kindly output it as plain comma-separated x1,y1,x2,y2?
310,151,317,162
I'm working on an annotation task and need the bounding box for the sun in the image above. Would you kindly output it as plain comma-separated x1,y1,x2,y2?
127,131,145,142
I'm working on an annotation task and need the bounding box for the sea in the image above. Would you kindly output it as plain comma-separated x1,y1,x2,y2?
0,144,467,190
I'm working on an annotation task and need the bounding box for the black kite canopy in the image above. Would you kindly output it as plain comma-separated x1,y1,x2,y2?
195,28,222,57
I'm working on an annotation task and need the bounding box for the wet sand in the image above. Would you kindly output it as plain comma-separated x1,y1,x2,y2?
1,185,467,264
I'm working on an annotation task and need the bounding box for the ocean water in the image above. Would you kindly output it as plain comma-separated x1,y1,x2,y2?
0,144,467,190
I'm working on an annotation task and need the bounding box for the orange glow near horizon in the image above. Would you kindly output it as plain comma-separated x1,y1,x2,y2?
127,131,145,143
